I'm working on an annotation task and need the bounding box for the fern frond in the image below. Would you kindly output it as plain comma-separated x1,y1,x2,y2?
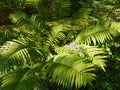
0,26,19,45
0,40,30,73
76,23,119,45
52,0,71,19
71,8,91,21
55,43,106,70
46,23,70,46
10,11,45,36
0,39,46,73
9,10,27,24
1,67,39,90
44,54,96,89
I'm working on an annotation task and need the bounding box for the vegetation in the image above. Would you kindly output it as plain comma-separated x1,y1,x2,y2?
0,0,120,90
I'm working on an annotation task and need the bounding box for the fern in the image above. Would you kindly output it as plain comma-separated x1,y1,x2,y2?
76,22,120,45
10,11,44,33
0,26,19,45
55,43,106,70
52,0,71,19
0,67,39,90
1,1,120,90
44,54,96,89
0,39,46,73
71,8,91,21
46,23,71,47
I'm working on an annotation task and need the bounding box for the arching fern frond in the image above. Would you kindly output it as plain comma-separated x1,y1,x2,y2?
44,54,96,89
75,22,120,45
9,11,45,36
9,10,27,24
55,43,106,71
0,67,39,90
0,40,31,73
46,23,71,47
0,39,46,73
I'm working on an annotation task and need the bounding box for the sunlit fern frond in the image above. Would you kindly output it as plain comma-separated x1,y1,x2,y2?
55,43,106,71
0,41,31,73
9,11,45,36
0,38,46,73
110,22,120,31
79,45,106,71
75,22,120,45
110,22,120,44
9,11,48,46
52,0,71,19
9,10,27,24
44,54,96,89
46,23,71,47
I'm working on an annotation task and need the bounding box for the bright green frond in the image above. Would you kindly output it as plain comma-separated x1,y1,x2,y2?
76,23,119,45
46,23,70,46
55,43,106,70
10,11,45,37
0,39,46,73
45,54,96,89
0,40,30,72
9,10,27,24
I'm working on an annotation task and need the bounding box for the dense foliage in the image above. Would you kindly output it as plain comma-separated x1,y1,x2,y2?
0,0,120,90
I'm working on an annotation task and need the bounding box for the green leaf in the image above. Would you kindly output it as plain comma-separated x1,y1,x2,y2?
1,67,39,90
52,0,71,19
44,54,96,89
76,23,119,45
